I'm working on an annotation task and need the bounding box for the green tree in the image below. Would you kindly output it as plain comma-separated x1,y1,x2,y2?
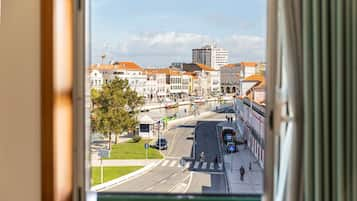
90,77,144,149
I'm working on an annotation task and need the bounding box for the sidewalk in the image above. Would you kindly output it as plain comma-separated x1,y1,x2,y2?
224,145,263,194
91,159,161,167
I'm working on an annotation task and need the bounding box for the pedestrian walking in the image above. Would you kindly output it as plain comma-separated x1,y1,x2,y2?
226,115,228,121
249,162,252,171
200,151,205,162
240,166,245,181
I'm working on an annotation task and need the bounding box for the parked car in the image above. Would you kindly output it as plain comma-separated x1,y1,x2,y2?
153,138,168,150
221,127,236,144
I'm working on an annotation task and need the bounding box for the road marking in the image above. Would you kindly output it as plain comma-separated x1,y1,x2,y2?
193,161,200,169
209,162,215,170
169,160,176,167
167,129,178,155
218,162,223,170
201,162,207,169
166,156,181,159
184,172,193,193
161,160,169,166
159,179,167,184
145,186,153,191
184,161,191,169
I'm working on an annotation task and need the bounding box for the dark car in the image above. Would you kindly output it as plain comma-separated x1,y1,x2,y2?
154,138,168,150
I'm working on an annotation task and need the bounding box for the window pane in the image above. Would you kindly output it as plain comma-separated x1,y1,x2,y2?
86,0,266,196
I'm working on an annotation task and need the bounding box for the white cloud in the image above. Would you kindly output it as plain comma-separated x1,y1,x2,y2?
116,32,210,57
221,35,266,62
92,32,266,66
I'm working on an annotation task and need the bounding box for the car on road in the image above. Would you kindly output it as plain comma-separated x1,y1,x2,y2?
221,127,236,144
153,138,168,150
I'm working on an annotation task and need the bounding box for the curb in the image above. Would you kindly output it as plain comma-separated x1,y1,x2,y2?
216,122,231,194
91,159,163,192
167,111,216,129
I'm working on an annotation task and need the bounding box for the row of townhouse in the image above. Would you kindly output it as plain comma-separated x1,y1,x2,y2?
234,67,266,167
235,97,265,167
88,61,221,101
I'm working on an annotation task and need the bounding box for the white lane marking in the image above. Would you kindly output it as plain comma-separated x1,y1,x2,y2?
161,160,169,166
159,179,167,184
218,162,223,170
177,162,182,168
169,160,176,167
184,172,194,193
193,161,200,169
168,173,192,192
166,156,181,159
209,162,215,170
168,184,179,192
201,162,207,169
145,186,153,191
168,183,187,193
184,161,191,169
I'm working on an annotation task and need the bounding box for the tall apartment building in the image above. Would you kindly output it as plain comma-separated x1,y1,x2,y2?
192,44,229,70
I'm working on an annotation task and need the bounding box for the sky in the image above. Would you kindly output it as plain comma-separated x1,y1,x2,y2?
91,0,267,67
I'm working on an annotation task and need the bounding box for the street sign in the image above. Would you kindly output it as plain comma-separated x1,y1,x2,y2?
98,149,110,158
228,145,236,152
144,143,149,160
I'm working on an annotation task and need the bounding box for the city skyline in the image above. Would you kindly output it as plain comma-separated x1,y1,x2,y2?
91,0,267,67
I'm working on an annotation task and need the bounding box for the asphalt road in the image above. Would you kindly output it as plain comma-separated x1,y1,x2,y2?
105,112,228,194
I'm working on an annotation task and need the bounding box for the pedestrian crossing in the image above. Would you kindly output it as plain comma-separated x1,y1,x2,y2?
159,159,224,172
169,160,176,167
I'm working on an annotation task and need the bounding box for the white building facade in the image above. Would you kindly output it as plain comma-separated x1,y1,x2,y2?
192,45,229,70
208,70,221,95
235,97,265,167
89,62,147,97
89,69,103,90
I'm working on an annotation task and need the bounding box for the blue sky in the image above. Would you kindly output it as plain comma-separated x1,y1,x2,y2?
91,0,267,67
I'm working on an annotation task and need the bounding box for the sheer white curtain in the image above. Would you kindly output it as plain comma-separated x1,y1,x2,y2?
265,0,303,201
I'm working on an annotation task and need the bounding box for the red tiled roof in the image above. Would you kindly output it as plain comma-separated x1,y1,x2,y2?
144,68,181,76
196,63,214,71
89,62,144,71
223,63,238,68
242,74,264,82
240,62,258,67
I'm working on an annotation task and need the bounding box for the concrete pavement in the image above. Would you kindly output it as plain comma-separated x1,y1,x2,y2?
216,120,263,194
104,112,229,194
224,145,263,194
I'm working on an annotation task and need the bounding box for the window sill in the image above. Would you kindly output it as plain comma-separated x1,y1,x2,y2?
97,193,261,201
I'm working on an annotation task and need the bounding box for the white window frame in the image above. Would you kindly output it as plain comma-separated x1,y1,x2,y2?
72,0,283,201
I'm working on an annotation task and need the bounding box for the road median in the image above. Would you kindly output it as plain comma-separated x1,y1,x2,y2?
91,159,163,192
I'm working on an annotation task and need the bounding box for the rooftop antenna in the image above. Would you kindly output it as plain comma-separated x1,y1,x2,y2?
101,54,106,64
107,45,114,64
212,40,217,48
101,42,112,64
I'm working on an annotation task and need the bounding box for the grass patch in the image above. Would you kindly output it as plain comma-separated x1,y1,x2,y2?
91,166,143,186
107,139,163,159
